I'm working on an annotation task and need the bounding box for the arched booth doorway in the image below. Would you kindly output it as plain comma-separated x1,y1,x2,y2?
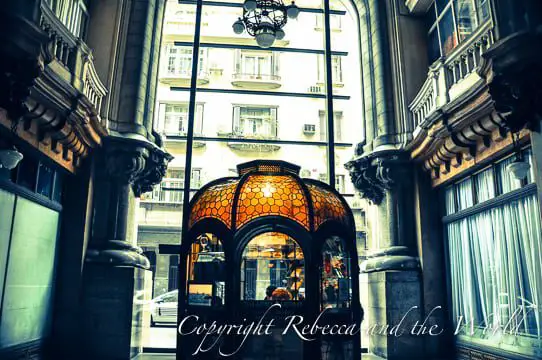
178,160,361,359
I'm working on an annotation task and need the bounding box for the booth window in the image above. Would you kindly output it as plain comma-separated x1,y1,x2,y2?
241,232,304,301
321,236,351,309
186,233,226,306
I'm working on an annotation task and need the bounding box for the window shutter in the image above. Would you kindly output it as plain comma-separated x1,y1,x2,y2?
195,104,204,135
233,106,241,134
334,112,342,142
319,110,326,141
234,50,241,74
273,53,280,76
270,108,278,138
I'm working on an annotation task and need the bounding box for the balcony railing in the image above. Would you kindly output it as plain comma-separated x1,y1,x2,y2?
141,179,201,204
159,69,209,85
217,131,281,152
231,73,282,89
409,21,495,131
40,1,107,121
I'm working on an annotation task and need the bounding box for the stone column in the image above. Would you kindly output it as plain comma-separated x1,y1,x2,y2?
81,137,171,360
79,0,171,358
346,151,423,359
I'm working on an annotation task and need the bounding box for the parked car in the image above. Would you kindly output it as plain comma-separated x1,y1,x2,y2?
150,290,178,326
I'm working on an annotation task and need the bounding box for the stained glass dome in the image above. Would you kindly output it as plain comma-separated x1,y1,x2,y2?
188,160,352,232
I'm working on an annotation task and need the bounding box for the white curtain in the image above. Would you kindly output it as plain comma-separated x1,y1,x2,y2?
448,194,542,338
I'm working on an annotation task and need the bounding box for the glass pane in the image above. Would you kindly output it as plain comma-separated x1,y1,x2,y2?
439,7,458,56
186,234,225,306
524,148,535,184
138,190,196,227
455,178,473,210
444,186,456,215
0,198,60,347
52,172,63,203
476,0,491,22
474,167,495,203
0,189,15,310
454,0,477,42
496,155,523,194
201,3,325,50
428,28,441,64
16,157,38,192
426,3,437,28
162,1,196,38
436,0,451,14
241,232,304,301
189,141,329,185
321,236,351,309
37,163,54,198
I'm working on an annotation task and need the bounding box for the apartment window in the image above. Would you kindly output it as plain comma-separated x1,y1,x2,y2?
163,103,204,135
318,55,343,83
335,174,345,194
235,51,279,78
319,110,343,142
166,45,206,77
233,106,278,138
426,0,491,63
147,168,202,204
443,149,541,347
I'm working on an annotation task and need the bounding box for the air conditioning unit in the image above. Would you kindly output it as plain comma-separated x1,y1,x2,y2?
308,85,323,94
303,124,316,134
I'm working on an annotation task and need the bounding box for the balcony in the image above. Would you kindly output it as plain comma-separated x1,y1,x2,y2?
231,73,282,90
218,132,281,152
409,21,495,137
159,70,210,86
162,130,206,148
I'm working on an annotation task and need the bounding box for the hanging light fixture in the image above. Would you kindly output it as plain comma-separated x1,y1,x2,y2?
232,0,299,48
506,131,531,180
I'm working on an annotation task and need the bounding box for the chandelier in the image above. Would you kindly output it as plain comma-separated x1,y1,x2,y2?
232,0,300,48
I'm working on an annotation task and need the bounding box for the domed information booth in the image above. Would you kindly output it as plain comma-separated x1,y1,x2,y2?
177,160,362,360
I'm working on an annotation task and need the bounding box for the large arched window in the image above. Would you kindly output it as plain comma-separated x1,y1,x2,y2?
145,0,364,227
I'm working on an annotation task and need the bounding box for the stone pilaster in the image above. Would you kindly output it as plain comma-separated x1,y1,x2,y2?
346,151,422,359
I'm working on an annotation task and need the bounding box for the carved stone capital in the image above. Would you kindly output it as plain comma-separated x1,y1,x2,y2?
132,146,174,197
485,32,542,133
104,135,173,196
345,151,411,205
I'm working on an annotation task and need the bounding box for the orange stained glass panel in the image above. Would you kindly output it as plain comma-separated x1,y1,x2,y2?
189,179,239,229
307,184,349,229
236,175,310,230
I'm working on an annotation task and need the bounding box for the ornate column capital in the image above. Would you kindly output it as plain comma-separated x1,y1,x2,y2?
104,135,173,195
345,150,411,205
